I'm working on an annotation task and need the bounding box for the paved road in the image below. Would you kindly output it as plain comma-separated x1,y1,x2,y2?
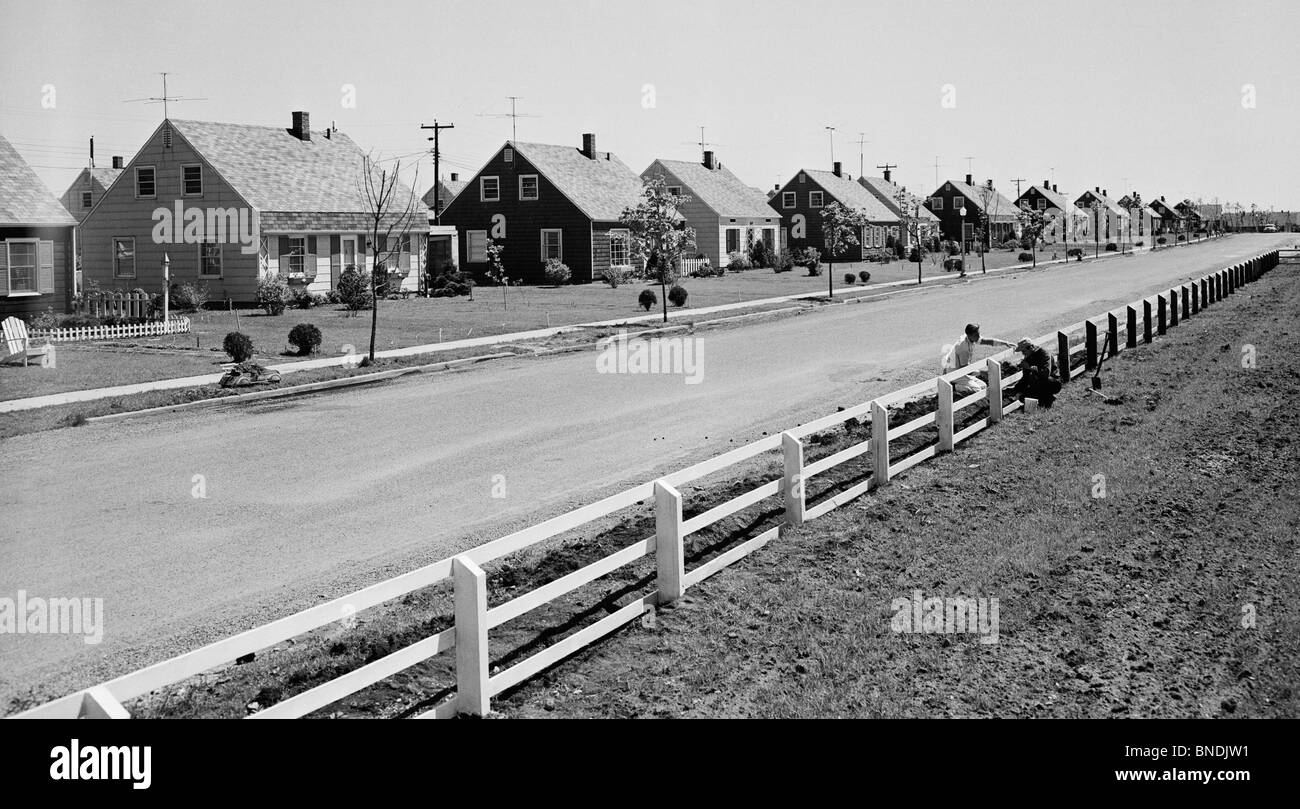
0,235,1290,706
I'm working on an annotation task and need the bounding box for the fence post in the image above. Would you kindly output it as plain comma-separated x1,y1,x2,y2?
1228,267,1236,294
1202,277,1210,305
654,480,684,604
1126,306,1137,349
1143,300,1152,344
1108,313,1119,356
1086,321,1098,370
871,401,890,487
1169,290,1178,327
937,378,954,452
986,359,1002,423
781,432,805,527
1057,331,1071,382
1157,294,1167,335
453,555,490,717
1181,285,1190,320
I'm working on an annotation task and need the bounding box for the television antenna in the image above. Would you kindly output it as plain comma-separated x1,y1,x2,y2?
476,96,540,141
681,126,726,160
123,72,207,119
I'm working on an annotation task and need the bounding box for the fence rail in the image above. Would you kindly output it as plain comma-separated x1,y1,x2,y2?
13,249,1281,720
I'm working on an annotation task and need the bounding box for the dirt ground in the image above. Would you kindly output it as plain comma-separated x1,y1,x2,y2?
484,260,1300,718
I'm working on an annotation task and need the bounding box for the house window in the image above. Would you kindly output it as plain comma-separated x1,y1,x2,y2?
762,229,775,250
504,147,514,163
287,236,307,275
81,191,93,209
809,191,824,208
113,237,136,278
782,191,795,209
199,240,222,277
667,186,682,197
541,229,563,261
6,240,36,293
1037,198,1046,211
931,196,944,210
135,166,156,199
725,228,741,254
609,230,630,267
798,173,806,183
519,175,539,201
182,164,203,196
480,176,500,202
468,230,488,263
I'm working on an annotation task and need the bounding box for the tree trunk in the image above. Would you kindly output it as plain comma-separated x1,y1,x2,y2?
368,251,378,361
828,256,834,299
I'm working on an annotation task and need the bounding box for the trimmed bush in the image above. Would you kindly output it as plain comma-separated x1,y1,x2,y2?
429,268,474,297
336,267,373,313
863,248,892,263
287,323,322,356
668,285,688,307
288,285,315,309
223,332,254,363
638,288,657,311
1104,242,1118,252
1018,252,1034,262
858,270,871,283
1177,234,1186,242
257,277,288,315
1001,237,1021,250
943,240,961,256
1156,236,1168,245
726,251,753,272
172,281,210,313
943,257,964,273
603,266,633,288
749,239,776,268
543,258,571,285
1135,240,1145,247
1068,248,1085,261
844,272,856,284
775,249,796,273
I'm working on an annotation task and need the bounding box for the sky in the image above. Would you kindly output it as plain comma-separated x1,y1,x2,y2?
3,0,1298,211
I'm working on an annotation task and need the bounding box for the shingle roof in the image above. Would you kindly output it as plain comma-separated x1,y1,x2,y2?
169,118,416,217
421,177,468,210
0,133,78,226
857,175,940,222
946,179,1020,220
801,170,898,221
1021,184,1073,212
644,159,777,219
1074,189,1126,217
510,140,645,221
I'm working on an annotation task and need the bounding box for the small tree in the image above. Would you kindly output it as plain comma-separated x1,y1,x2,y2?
1088,199,1104,258
485,237,509,308
893,187,929,285
1015,203,1048,269
819,201,868,299
620,175,696,323
358,153,419,362
1120,192,1142,255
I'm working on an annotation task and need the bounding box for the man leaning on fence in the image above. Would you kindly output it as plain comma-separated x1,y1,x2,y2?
1012,338,1062,408
943,324,1015,396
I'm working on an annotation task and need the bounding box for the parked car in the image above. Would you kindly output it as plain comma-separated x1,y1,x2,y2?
1262,223,1278,233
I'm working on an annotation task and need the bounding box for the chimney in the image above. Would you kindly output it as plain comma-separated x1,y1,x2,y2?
291,111,311,141
883,168,892,182
582,133,596,159
451,172,459,182
1095,186,1100,193
773,184,780,191
987,179,993,189
1053,183,1058,192
703,150,716,170
965,173,973,185
1161,195,1166,202
833,161,842,177
112,156,124,170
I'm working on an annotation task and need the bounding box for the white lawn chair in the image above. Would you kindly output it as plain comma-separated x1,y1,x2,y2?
2,316,52,367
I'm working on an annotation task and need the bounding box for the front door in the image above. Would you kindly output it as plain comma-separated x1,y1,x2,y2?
339,236,359,288
429,236,453,275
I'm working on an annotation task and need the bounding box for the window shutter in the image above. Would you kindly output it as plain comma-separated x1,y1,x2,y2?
0,243,8,296
308,235,318,256
329,235,341,278
38,240,55,294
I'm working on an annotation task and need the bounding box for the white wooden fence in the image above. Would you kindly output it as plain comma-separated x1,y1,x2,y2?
31,316,191,343
13,250,1280,720
78,291,152,320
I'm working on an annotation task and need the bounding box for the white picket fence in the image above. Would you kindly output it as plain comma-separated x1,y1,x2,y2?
31,316,191,343
13,250,1279,720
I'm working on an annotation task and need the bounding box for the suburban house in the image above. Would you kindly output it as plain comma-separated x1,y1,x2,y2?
79,113,426,304
1175,199,1206,232
1014,181,1088,244
1147,196,1185,236
0,133,78,319
1192,202,1223,232
438,134,646,284
1073,188,1128,244
924,175,1020,246
641,152,779,269
1114,194,1156,242
856,168,940,249
422,173,468,219
60,157,125,223
768,163,900,262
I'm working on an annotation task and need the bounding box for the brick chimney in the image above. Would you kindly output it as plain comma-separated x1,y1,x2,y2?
883,168,892,182
703,150,716,170
1095,186,1100,193
291,111,311,141
112,156,124,169
1053,183,1058,192
582,133,597,159
833,161,842,177
987,179,993,189
1103,189,1108,197
451,172,459,182
965,173,973,185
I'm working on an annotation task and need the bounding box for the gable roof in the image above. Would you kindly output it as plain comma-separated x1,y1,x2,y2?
66,166,125,197
1020,184,1074,212
857,175,939,222
645,159,776,219
0,133,78,226
509,140,645,221
1074,189,1126,217
421,176,468,210
938,179,1020,220
799,169,898,221
168,118,416,214
1148,197,1184,218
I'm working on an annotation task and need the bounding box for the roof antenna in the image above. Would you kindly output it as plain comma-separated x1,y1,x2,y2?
123,72,207,120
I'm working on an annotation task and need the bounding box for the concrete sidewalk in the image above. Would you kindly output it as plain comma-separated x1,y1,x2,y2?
0,243,1165,414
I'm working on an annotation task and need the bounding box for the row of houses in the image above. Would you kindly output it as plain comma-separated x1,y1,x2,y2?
0,114,1232,317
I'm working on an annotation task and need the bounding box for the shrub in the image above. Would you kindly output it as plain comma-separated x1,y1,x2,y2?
172,281,210,313
287,323,322,356
1000,237,1021,250
943,240,961,256
223,332,254,363
429,268,474,297
943,257,964,273
1177,234,1186,242
603,266,633,288
336,267,373,312
1104,242,1118,252
257,277,288,315
31,306,59,331
858,270,871,283
725,251,753,272
790,247,820,275
287,285,316,309
1067,248,1084,261
863,248,892,263
638,288,657,311
775,249,796,273
1018,252,1034,262
1135,240,1145,247
749,239,776,269
908,247,923,262
668,285,688,307
843,272,856,284
1019,234,1035,251
1156,236,1168,245
543,258,571,285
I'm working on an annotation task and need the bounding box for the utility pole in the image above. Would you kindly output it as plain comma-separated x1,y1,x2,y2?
1011,178,1026,199
856,132,869,178
933,156,942,188
420,120,455,296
